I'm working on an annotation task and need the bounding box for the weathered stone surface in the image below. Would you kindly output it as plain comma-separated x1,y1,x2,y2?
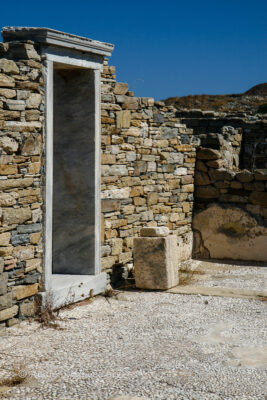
0,164,18,175
249,192,267,206
2,208,31,225
197,147,221,160
101,199,120,213
20,301,36,317
12,245,34,260
101,187,131,199
0,232,11,246
5,99,25,111
195,171,211,186
167,152,183,164
0,136,18,154
0,88,16,98
0,178,33,190
116,110,131,128
21,135,41,155
140,227,169,237
0,305,18,321
196,186,220,199
113,82,129,95
236,170,253,183
206,159,224,168
193,204,267,262
26,93,42,109
122,97,139,110
12,283,38,300
254,169,267,181
208,168,235,182
134,235,178,290
0,293,12,311
0,73,15,87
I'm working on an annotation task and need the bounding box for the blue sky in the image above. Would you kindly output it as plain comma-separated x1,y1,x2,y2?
0,0,266,100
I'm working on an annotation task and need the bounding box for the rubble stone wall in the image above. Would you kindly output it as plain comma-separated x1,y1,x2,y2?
100,64,197,284
0,40,44,327
193,148,267,262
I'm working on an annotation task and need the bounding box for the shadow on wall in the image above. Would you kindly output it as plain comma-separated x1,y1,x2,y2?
191,121,267,263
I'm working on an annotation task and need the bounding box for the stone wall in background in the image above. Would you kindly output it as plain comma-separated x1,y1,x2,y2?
193,146,267,261
0,40,44,328
177,109,267,170
100,63,197,285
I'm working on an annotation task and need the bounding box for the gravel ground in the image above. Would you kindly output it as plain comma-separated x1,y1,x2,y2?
180,260,267,292
0,291,266,400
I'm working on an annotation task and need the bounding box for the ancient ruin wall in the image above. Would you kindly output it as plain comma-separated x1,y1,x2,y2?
0,40,44,327
190,111,267,262
100,64,197,284
0,44,197,326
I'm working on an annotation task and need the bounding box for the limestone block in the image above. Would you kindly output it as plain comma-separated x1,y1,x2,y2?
249,192,267,206
0,178,33,190
140,227,169,237
196,186,220,199
2,207,31,225
20,301,36,317
236,170,253,183
116,110,131,128
26,93,42,109
134,235,178,290
0,88,16,98
0,59,19,74
0,73,15,87
0,232,11,246
0,305,18,321
0,164,18,175
5,99,25,111
113,82,129,95
0,136,18,154
197,147,221,160
0,293,12,311
12,283,38,300
255,169,267,181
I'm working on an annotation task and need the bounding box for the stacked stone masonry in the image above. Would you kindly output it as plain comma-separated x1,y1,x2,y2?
0,40,43,327
0,34,266,327
100,63,197,280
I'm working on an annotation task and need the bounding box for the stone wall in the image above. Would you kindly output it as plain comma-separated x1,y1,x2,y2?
177,109,267,170
0,36,266,327
100,63,197,284
0,40,44,327
193,146,267,261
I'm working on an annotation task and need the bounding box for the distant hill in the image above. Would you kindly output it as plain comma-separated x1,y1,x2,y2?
164,83,267,113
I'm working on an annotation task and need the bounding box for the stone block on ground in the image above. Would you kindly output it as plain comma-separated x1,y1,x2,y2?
134,235,178,290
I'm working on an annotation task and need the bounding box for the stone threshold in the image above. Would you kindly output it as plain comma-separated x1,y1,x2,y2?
40,273,107,309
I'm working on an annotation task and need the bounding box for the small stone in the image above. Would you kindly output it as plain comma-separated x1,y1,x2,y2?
140,227,169,237
2,208,31,225
197,147,221,160
0,305,18,321
249,192,267,206
12,283,38,300
5,99,25,111
20,301,36,317
254,169,267,181
116,110,131,128
0,73,15,87
236,170,253,183
0,136,19,154
0,88,16,98
196,186,220,199
0,293,12,311
0,232,11,246
26,93,42,109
